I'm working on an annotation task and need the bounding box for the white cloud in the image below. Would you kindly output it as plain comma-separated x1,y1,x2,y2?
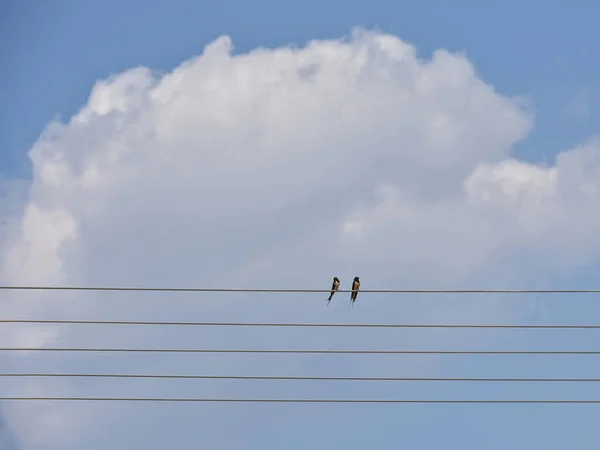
1,29,599,449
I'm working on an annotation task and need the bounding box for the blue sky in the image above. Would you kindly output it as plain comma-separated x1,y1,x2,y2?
2,1,600,449
2,0,599,179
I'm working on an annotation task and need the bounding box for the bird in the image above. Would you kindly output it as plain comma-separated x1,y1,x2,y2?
327,277,340,305
350,276,360,308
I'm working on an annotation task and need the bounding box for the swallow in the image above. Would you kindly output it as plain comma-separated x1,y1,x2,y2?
327,277,340,305
350,276,360,308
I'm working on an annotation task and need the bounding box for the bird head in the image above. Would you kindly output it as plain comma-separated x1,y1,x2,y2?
334,277,339,282
354,276,359,282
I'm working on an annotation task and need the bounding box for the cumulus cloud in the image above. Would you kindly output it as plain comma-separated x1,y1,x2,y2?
0,410,19,450
1,29,600,449
341,137,600,282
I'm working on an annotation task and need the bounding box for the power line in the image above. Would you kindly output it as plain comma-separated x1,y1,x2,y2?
2,373,600,382
1,286,600,293
2,348,600,354
2,319,599,329
1,397,599,403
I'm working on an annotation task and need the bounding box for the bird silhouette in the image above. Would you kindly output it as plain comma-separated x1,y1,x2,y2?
327,277,340,305
350,276,360,308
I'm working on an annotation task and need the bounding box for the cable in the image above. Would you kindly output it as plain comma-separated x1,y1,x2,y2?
2,348,600,354
2,319,599,329
2,374,600,382
1,286,600,293
1,397,599,403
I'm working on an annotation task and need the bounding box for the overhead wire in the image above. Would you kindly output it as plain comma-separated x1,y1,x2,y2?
1,373,600,382
1,397,599,403
2,348,600,354
1,319,599,328
3,286,600,404
1,285,600,293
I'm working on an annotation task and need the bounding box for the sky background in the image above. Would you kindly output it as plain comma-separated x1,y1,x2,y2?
1,1,600,449
3,0,600,179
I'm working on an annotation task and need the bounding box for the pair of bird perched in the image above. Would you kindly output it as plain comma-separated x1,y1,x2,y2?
327,276,360,307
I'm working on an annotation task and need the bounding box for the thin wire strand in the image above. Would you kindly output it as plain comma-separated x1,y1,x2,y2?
1,286,600,293
2,319,599,329
1,397,599,403
2,348,600,354
2,374,600,382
